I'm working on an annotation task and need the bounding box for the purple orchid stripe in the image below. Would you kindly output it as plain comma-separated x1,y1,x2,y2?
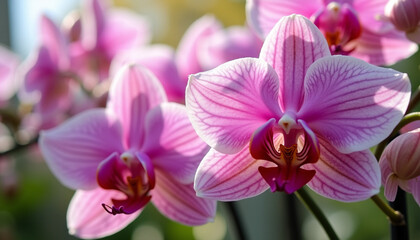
154,171,214,222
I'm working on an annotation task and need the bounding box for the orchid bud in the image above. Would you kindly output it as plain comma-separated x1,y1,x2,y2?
380,128,420,202
385,0,420,43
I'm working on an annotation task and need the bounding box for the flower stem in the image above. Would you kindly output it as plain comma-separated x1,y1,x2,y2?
0,135,39,158
374,112,420,159
389,188,408,240
224,202,247,240
295,187,339,240
406,85,420,113
370,194,405,226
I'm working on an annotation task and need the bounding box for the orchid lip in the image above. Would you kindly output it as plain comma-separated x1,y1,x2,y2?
250,119,320,194
96,151,155,215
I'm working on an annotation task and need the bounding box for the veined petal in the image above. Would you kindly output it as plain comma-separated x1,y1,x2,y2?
141,103,209,184
194,147,273,201
303,138,381,202
151,170,216,226
259,14,330,112
186,58,281,154
175,15,222,82
67,189,141,239
300,55,411,153
350,28,418,66
39,109,123,189
246,0,323,38
107,64,167,150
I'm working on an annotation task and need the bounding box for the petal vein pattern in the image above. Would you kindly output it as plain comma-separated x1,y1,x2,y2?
299,55,410,153
186,58,281,154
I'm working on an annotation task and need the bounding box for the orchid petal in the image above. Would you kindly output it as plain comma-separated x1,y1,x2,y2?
110,45,185,103
410,178,420,206
81,0,106,50
39,109,123,189
151,170,216,225
246,0,323,38
194,147,273,201
304,138,381,202
100,9,151,58
259,14,330,112
350,28,418,66
141,103,209,184
352,0,393,33
300,55,411,153
0,46,20,101
176,15,222,82
67,189,141,239
107,64,167,150
384,174,399,202
40,15,69,68
186,58,281,154
198,26,262,70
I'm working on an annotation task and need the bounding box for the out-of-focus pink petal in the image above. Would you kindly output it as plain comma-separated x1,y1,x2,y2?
194,147,273,201
141,103,209,184
39,109,123,189
110,45,185,103
198,26,263,70
107,65,167,150
67,188,141,239
410,178,420,206
352,0,394,33
349,28,418,66
384,174,399,201
304,138,381,202
259,14,330,112
176,15,222,82
0,46,20,102
81,0,106,50
186,58,281,154
151,170,216,226
40,15,69,68
100,9,151,58
299,55,411,153
246,0,323,38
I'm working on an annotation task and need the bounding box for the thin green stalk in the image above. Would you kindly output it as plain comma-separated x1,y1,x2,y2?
370,195,405,226
0,135,39,158
224,202,247,240
295,187,339,240
374,112,420,159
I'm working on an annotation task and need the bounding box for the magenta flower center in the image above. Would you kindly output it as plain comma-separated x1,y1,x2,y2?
312,2,362,55
96,151,155,215
250,118,320,194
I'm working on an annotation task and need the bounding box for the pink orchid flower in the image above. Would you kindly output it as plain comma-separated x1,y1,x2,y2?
68,0,151,89
380,128,420,206
19,15,73,118
186,14,411,202
39,65,215,239
0,45,20,105
246,0,418,66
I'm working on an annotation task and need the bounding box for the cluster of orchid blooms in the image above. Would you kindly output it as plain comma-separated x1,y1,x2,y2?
1,0,420,239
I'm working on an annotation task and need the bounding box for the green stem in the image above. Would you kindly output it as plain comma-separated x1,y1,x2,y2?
406,85,420,113
295,187,339,240
370,195,405,226
0,135,39,158
374,112,420,159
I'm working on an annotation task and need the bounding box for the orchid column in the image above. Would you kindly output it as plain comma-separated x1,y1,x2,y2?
186,14,410,228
